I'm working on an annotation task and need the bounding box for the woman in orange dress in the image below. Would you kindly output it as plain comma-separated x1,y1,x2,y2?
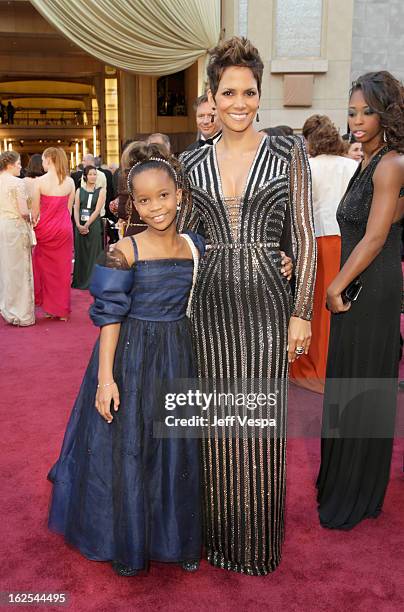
290,116,357,392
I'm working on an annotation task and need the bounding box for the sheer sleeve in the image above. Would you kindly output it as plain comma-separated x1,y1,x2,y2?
10,180,29,217
288,137,317,320
89,247,134,327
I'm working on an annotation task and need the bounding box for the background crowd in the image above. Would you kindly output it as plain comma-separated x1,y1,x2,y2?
0,97,366,351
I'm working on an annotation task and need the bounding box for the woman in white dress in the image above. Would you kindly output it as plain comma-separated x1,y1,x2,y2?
290,115,357,392
0,150,35,326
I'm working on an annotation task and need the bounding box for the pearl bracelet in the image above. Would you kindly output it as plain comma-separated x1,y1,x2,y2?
97,381,115,389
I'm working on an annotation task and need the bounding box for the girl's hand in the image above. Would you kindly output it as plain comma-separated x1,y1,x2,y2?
280,251,293,281
95,381,120,423
326,290,351,314
287,316,312,363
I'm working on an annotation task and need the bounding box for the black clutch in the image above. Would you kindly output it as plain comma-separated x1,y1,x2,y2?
341,277,362,304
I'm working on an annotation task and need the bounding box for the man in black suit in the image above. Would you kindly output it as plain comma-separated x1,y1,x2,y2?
184,94,222,152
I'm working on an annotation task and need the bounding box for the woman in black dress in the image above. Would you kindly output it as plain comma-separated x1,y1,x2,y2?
317,71,404,529
179,37,316,574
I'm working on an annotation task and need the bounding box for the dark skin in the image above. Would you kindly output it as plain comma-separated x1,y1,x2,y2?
96,168,295,423
327,89,404,313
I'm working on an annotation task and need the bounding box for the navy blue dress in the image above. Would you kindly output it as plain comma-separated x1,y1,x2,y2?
48,232,204,569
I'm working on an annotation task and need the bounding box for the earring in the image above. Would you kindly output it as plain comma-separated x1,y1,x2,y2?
383,130,387,143
256,111,260,123
348,131,353,143
211,114,215,123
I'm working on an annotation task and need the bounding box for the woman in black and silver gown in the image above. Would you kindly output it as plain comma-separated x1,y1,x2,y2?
317,71,404,530
179,37,316,575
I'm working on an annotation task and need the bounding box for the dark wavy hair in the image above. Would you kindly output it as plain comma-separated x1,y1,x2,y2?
26,153,44,178
302,115,345,157
207,36,264,97
350,71,404,153
83,165,97,181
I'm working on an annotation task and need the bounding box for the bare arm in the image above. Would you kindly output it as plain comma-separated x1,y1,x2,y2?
67,178,75,215
32,179,41,224
95,323,121,423
93,240,135,422
73,188,81,227
327,156,404,313
15,182,30,220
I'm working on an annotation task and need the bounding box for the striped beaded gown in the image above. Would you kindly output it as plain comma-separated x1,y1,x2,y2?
179,135,316,574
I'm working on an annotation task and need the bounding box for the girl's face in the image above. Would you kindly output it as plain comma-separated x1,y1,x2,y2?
209,66,260,134
347,142,363,162
348,89,382,146
132,168,181,232
86,169,97,184
9,157,21,176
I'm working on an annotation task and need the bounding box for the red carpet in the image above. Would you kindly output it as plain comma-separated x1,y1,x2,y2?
1,290,403,611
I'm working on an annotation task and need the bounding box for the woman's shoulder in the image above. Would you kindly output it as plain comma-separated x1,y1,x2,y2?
265,134,304,159
4,175,25,193
179,145,211,174
374,149,404,185
65,175,75,188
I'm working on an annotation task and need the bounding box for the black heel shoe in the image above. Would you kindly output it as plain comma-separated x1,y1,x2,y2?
181,560,199,572
111,561,138,577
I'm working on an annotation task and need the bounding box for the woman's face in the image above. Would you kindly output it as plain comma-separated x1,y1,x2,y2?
132,168,181,232
209,66,260,134
9,158,21,176
86,169,97,184
347,142,363,162
42,155,50,172
348,89,382,147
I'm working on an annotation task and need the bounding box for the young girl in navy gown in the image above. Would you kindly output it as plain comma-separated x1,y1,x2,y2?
48,143,203,576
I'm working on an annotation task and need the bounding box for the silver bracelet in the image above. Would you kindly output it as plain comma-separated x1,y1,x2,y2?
97,381,115,389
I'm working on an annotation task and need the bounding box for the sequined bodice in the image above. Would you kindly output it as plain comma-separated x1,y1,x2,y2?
179,135,316,320
337,146,403,265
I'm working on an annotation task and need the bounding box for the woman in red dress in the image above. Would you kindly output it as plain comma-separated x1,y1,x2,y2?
32,148,75,320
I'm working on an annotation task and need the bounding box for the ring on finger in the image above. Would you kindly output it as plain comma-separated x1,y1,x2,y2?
295,346,305,355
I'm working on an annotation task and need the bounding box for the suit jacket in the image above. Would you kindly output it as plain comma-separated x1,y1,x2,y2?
183,130,222,153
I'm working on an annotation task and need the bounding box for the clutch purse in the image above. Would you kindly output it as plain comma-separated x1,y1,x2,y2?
341,277,362,304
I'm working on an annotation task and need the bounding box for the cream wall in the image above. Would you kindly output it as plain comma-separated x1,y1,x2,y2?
222,0,355,133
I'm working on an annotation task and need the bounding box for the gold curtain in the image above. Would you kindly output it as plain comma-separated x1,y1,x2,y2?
30,0,220,76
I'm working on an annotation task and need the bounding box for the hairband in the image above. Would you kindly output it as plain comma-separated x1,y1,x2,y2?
127,157,178,195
